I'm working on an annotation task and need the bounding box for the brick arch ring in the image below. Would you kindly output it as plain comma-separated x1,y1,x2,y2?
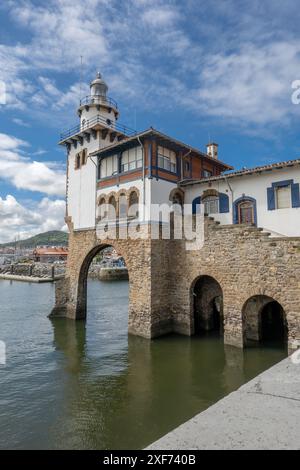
169,187,184,203
97,193,108,205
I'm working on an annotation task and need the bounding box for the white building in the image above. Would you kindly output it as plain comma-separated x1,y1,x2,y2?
183,160,300,237
60,73,300,238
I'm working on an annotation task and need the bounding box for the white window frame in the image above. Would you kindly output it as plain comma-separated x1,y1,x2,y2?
157,146,177,173
275,185,291,209
121,147,143,173
99,155,118,178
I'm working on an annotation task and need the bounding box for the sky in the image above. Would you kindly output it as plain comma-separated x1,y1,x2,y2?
1,0,300,242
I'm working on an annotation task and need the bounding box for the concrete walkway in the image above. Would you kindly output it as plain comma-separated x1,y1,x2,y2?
147,356,300,450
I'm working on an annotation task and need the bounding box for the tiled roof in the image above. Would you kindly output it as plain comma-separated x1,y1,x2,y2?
180,158,300,186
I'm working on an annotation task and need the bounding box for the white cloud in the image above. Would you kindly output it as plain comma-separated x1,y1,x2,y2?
12,118,31,127
9,0,109,71
0,195,66,243
0,0,186,120
189,41,300,125
31,148,47,156
142,6,179,27
0,132,65,196
1,0,300,130
38,77,61,98
0,132,28,151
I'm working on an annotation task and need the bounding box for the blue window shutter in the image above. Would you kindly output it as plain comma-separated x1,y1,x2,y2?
192,196,201,214
219,193,229,213
291,183,300,208
233,203,238,224
267,187,275,210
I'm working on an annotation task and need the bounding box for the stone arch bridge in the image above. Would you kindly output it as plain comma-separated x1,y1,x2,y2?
51,218,300,350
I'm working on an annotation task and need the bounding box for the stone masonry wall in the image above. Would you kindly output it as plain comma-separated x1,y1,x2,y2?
170,219,300,349
51,217,300,349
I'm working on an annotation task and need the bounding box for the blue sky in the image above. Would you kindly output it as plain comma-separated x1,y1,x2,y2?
1,0,300,242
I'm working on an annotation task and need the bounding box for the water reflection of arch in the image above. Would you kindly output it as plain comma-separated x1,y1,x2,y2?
50,317,86,372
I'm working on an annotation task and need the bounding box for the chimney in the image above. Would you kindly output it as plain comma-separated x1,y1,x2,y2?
206,142,218,159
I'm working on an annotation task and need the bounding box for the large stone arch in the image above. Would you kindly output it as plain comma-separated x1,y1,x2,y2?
50,229,172,339
75,242,131,319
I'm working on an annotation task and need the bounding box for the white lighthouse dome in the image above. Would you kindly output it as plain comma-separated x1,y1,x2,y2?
77,71,119,129
90,72,108,98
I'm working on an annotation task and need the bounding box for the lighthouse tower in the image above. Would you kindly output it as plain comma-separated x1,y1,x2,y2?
59,72,135,231
77,72,119,131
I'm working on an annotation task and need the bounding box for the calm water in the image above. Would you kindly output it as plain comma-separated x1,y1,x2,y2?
0,279,286,450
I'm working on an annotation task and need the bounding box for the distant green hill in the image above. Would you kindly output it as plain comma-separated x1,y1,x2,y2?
0,230,69,248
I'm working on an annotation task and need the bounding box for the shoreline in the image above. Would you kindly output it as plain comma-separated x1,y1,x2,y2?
0,273,63,283
0,267,128,283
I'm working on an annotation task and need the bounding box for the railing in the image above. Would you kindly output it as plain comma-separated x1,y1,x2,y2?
60,114,137,141
79,95,118,109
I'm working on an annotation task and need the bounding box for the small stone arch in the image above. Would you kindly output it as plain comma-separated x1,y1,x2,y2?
169,188,184,206
242,294,288,346
128,186,140,199
128,187,140,219
107,192,117,220
97,193,108,205
116,188,128,197
191,275,224,335
97,194,107,221
107,190,118,201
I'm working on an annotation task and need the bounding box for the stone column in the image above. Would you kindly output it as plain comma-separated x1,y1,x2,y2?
223,304,244,348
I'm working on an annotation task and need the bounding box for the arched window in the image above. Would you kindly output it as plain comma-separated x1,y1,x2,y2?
98,197,106,220
192,196,201,214
172,191,183,207
119,193,127,219
128,191,139,218
202,195,219,214
108,195,117,220
81,148,87,165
